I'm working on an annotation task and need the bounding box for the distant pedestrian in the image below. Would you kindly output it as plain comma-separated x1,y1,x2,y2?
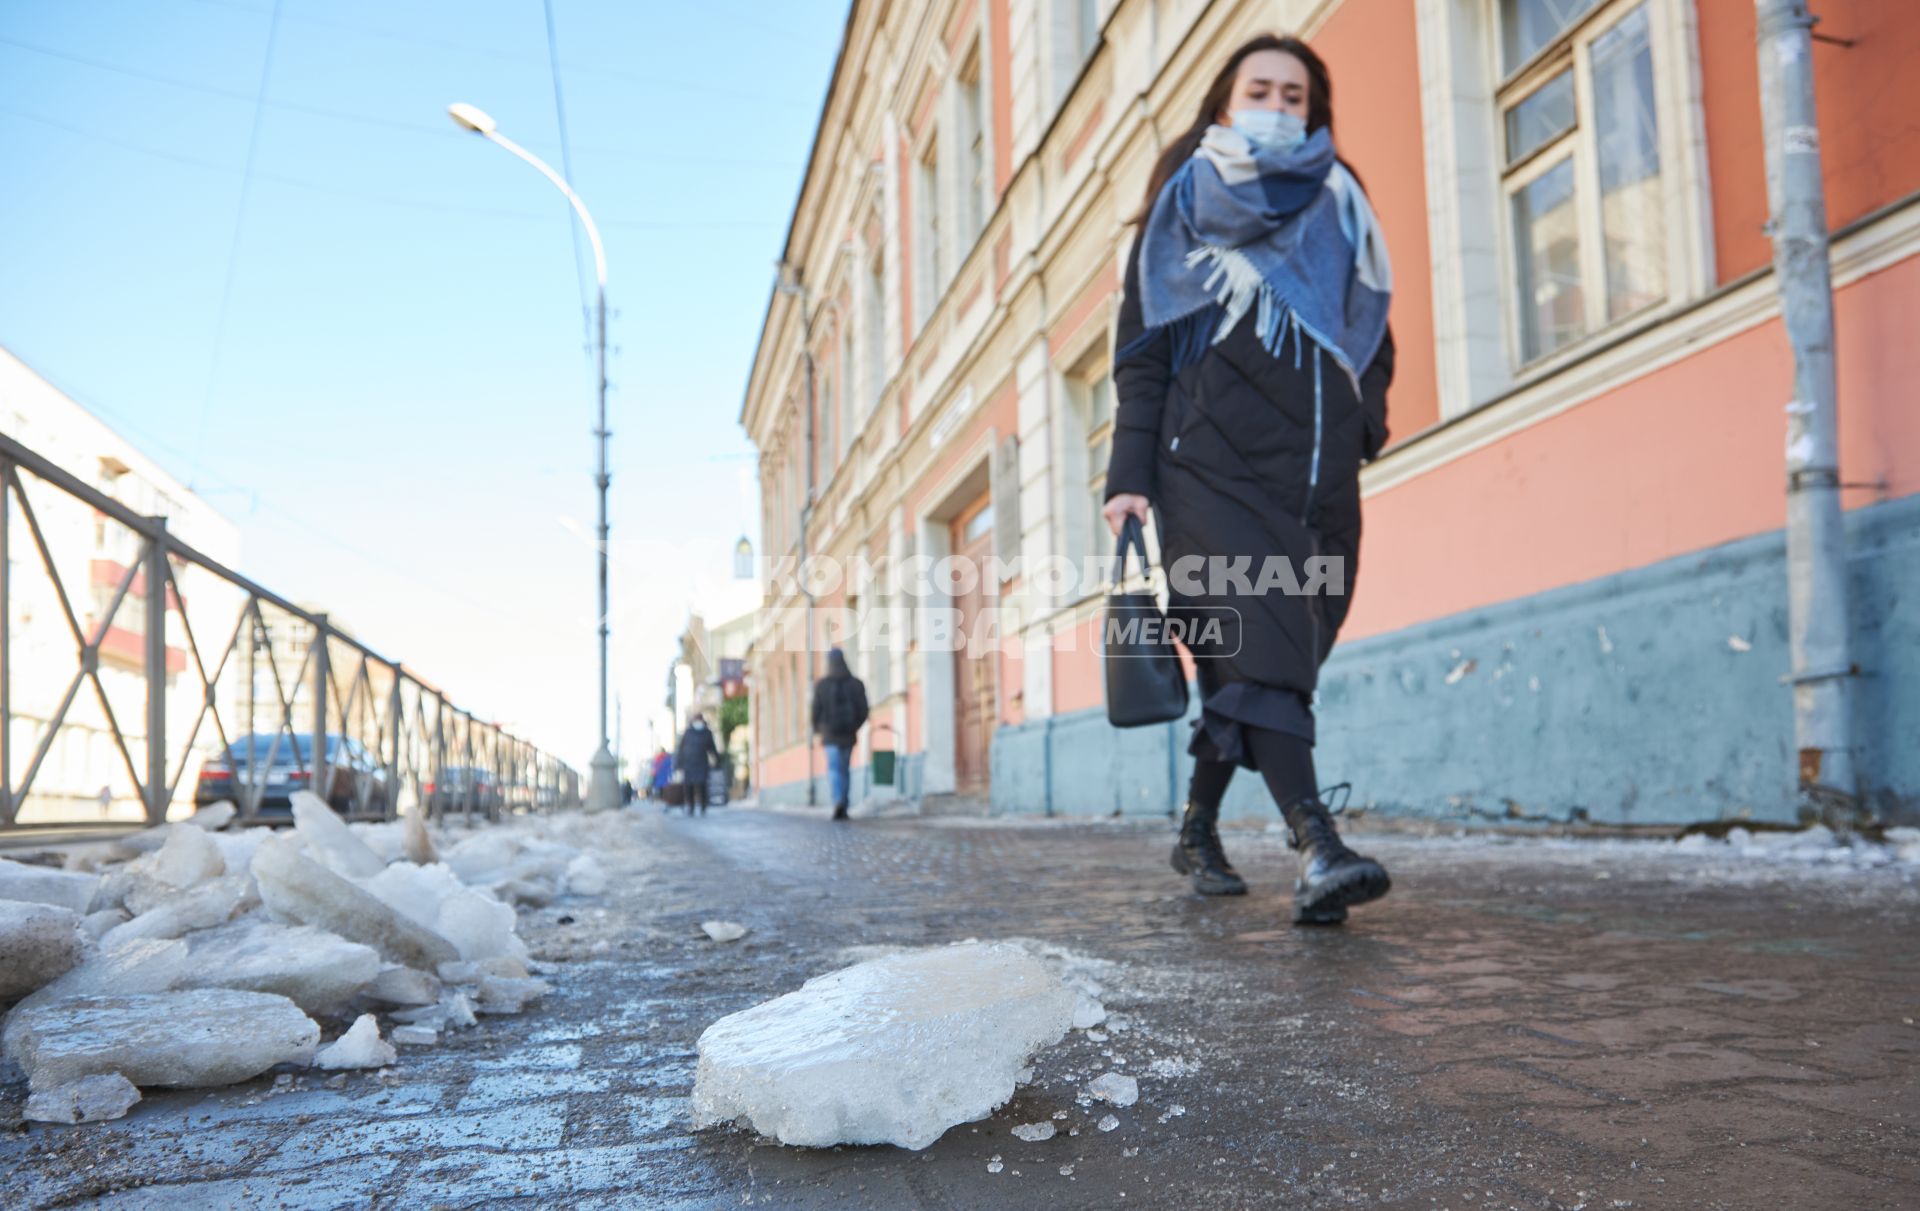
1106,34,1393,924
620,778,635,806
811,648,869,821
649,748,672,800
676,713,721,815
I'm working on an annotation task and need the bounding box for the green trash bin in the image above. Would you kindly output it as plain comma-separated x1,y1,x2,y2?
869,724,897,787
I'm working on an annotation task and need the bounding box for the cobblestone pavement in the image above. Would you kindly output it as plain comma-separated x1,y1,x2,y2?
4,805,1918,1209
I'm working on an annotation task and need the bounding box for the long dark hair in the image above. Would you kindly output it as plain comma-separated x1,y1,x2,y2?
1129,34,1337,226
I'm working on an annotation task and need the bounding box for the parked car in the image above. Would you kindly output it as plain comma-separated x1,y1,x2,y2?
424,766,501,816
194,733,389,819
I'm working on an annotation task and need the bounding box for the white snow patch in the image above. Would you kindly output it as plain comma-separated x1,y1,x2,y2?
1088,1072,1139,1107
702,920,749,943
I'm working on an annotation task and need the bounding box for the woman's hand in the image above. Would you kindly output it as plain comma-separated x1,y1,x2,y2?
1103,493,1150,536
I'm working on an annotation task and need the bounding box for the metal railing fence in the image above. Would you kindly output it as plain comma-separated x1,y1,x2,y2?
0,431,581,829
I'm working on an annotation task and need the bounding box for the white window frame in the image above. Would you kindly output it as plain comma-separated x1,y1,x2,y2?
1048,0,1103,107
1054,338,1114,575
1414,0,1713,417
1493,0,1690,368
955,41,990,256
860,236,888,419
913,133,943,333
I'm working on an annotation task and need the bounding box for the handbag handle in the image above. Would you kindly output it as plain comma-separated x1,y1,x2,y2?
1111,514,1153,591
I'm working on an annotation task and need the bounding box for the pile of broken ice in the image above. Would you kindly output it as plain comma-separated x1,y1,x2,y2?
0,792,611,1124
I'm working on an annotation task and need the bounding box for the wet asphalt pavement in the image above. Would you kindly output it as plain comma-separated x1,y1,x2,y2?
3,803,1918,1209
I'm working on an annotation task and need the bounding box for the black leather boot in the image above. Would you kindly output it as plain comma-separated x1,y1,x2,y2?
1281,787,1389,925
1170,801,1248,895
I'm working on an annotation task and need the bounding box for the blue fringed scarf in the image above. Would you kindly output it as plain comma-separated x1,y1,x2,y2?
1129,124,1392,387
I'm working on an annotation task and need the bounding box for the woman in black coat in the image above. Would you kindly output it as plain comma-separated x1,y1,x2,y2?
1104,33,1393,925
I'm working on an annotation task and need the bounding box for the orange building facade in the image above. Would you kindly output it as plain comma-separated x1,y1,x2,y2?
739,0,1920,825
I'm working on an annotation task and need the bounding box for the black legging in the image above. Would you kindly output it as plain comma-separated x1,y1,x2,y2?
1187,726,1317,816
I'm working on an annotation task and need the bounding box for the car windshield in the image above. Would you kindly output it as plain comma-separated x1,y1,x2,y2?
224,735,312,763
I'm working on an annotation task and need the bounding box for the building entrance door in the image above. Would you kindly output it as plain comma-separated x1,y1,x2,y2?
949,493,996,796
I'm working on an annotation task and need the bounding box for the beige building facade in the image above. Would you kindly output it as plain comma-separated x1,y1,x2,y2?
743,0,1920,822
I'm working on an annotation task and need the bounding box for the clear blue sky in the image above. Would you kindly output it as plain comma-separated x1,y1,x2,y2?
0,0,848,766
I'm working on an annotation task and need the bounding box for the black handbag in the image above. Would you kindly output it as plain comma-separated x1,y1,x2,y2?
1103,515,1190,728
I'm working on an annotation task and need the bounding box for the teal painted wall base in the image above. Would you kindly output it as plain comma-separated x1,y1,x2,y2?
988,493,1920,827
752,496,1917,826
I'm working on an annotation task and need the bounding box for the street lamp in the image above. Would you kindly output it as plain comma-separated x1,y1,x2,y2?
449,101,620,812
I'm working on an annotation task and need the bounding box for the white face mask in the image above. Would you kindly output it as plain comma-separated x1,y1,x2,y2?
1230,108,1307,154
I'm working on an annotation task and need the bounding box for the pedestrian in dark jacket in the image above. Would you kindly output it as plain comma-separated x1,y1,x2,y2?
811,648,869,821
1105,33,1393,925
676,713,721,815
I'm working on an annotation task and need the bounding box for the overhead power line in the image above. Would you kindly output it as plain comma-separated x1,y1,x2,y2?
541,0,594,347
192,0,283,452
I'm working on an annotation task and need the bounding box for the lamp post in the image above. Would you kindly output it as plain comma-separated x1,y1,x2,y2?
449,101,620,812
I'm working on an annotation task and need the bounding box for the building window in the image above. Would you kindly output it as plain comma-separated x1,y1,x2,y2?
818,366,836,478
1063,350,1113,567
956,45,989,253
863,246,887,416
1053,0,1102,103
914,136,943,329
1499,0,1665,365
1075,0,1100,59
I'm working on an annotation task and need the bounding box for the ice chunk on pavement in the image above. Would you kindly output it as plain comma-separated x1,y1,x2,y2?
0,901,90,1003
0,857,100,913
1072,993,1107,1030
188,800,236,831
313,1013,395,1070
565,853,608,896
4,989,318,1090
347,821,408,865
292,791,386,878
1891,826,1920,864
702,920,749,942
390,1025,437,1045
355,862,527,963
442,832,574,904
81,909,128,940
1087,1072,1138,1107
179,919,380,1016
692,941,1075,1149
443,989,477,1028
1098,1113,1119,1132
19,938,193,1013
150,823,225,887
1011,1121,1056,1142
474,974,550,1015
251,835,458,970
366,965,441,1006
100,874,256,947
403,808,437,866
24,1072,142,1123
209,829,267,878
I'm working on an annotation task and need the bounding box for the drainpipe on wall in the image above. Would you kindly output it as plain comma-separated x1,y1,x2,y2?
1753,0,1861,822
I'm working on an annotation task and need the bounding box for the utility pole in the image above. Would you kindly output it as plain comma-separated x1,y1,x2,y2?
1753,0,1861,821
447,102,620,812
